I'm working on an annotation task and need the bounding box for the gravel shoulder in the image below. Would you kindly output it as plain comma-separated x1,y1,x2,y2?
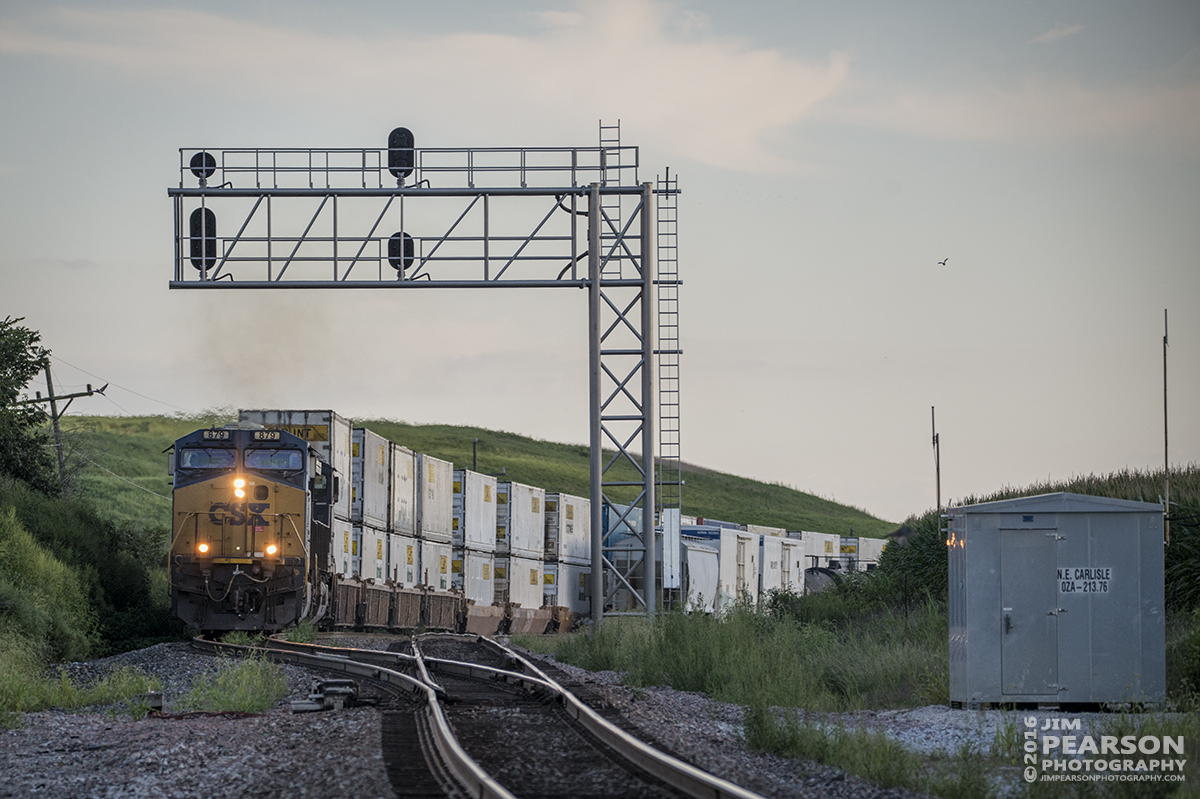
1,641,394,799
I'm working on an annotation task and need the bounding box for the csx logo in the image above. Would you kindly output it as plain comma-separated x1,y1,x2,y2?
209,502,269,526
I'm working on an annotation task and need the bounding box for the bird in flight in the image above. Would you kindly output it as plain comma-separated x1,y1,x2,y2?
938,258,948,266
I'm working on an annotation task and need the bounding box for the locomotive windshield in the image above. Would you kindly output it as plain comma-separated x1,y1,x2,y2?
245,449,304,471
178,448,236,469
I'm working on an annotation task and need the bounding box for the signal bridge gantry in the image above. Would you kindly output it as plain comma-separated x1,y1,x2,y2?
167,125,683,622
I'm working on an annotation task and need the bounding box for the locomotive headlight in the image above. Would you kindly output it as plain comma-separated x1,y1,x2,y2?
233,477,246,499
266,544,278,556
198,543,210,554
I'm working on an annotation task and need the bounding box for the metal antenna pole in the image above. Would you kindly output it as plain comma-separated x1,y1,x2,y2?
641,181,656,616
589,183,604,628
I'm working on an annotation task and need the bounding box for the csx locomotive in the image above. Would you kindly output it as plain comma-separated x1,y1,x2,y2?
169,425,335,632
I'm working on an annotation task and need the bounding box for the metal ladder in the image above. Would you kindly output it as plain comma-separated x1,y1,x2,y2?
599,120,624,279
656,169,682,517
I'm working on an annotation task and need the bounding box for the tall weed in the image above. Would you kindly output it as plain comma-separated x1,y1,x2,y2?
181,654,290,713
0,632,159,725
534,598,947,712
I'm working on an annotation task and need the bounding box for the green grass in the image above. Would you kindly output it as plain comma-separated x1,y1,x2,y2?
64,412,898,537
0,632,160,727
180,654,290,714
744,707,994,798
0,503,97,661
518,596,948,712
64,411,234,531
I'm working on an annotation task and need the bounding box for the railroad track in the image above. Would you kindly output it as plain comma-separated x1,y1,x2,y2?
193,635,766,799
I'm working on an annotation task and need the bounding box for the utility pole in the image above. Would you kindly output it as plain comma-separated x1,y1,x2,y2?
17,365,106,485
1164,309,1169,545
932,406,941,515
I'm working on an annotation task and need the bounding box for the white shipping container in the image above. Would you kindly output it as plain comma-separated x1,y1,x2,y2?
542,561,592,615
856,537,887,570
746,524,787,538
342,527,363,578
420,540,452,591
780,540,804,593
239,409,352,522
759,534,784,595
801,531,841,569
352,428,390,529
453,469,498,552
496,482,545,558
329,517,353,578
544,492,590,564
388,534,420,588
357,524,387,582
452,547,495,606
682,537,719,613
389,444,416,536
717,529,760,609
417,454,453,542
494,554,543,608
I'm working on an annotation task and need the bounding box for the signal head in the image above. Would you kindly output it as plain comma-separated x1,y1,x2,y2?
189,151,216,180
387,127,415,179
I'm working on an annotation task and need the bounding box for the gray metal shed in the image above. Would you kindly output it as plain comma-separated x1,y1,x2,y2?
947,492,1164,708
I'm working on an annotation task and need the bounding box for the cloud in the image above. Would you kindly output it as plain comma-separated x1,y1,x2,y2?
23,257,101,270
828,75,1200,147
0,1,850,172
1031,24,1082,45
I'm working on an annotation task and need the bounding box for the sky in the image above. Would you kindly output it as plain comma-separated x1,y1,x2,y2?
2,0,1198,523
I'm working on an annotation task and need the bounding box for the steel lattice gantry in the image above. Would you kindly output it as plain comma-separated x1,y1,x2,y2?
166,136,677,622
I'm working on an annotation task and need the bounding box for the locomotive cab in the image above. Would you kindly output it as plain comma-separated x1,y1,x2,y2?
169,424,318,632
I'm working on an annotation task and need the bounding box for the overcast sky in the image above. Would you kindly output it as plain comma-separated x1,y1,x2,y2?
3,0,1198,523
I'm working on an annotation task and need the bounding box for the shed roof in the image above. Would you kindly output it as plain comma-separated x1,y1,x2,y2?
949,491,1162,515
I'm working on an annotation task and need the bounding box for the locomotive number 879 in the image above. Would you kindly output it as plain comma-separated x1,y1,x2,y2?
169,424,335,633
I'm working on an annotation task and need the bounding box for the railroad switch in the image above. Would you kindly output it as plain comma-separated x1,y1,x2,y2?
290,679,375,713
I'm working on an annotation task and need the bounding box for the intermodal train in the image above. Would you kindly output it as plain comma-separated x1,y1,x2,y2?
168,415,883,635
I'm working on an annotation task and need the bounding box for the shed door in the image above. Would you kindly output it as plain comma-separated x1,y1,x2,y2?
1001,529,1057,695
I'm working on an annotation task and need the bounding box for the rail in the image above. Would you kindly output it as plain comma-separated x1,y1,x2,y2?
191,637,515,799
417,634,769,799
203,634,768,799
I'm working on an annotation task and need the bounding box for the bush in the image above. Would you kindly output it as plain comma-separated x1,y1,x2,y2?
0,507,96,661
1166,608,1200,702
0,476,184,654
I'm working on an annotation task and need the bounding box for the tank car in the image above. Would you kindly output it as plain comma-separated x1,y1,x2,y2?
168,424,336,633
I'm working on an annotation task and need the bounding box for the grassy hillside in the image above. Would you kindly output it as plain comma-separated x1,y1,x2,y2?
64,412,897,538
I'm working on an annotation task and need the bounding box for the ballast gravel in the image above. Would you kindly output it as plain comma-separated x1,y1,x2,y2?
0,637,1064,799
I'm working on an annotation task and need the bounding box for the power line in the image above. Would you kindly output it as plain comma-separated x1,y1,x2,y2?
49,354,186,410
76,452,172,502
